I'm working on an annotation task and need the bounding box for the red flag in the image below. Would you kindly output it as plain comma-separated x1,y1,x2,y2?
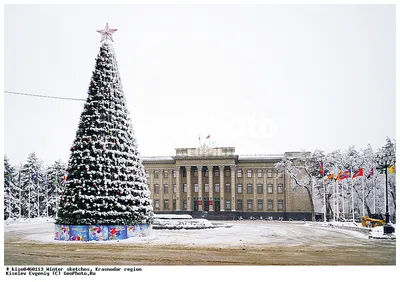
352,168,364,178
367,168,374,179
206,135,210,139
319,162,324,177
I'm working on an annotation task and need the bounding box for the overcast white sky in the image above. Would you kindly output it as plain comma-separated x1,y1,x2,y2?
3,4,396,166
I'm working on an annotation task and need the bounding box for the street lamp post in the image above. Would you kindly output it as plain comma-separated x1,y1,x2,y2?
375,151,395,235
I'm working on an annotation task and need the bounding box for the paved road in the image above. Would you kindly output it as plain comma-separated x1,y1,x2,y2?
4,221,396,265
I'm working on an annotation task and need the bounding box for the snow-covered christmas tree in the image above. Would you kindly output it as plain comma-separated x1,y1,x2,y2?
56,23,153,226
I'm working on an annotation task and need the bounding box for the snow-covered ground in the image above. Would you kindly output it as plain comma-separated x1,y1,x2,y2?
5,217,395,248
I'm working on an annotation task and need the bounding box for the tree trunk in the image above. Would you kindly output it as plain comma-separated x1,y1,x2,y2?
307,178,315,221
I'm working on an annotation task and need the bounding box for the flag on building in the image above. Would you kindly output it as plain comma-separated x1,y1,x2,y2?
352,168,364,178
367,168,374,179
388,165,395,174
319,162,324,177
206,135,210,139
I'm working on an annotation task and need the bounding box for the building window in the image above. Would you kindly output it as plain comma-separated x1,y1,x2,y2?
237,183,243,194
215,184,220,193
257,199,263,210
163,170,168,178
205,169,209,177
247,184,253,194
154,199,160,210
277,170,284,178
164,199,169,210
278,184,283,194
257,184,263,194
247,169,252,178
215,169,220,177
154,170,159,178
173,199,176,210
183,183,187,193
194,168,198,177
182,200,187,210
267,184,273,194
267,169,272,178
237,199,243,210
257,169,262,178
247,199,253,210
225,200,231,210
163,184,168,194
172,170,176,178
278,200,284,211
173,184,177,193
145,171,149,178
268,200,273,210
205,184,209,193
182,169,186,178
225,169,231,177
237,169,242,178
194,183,199,192
225,183,231,193
154,184,160,194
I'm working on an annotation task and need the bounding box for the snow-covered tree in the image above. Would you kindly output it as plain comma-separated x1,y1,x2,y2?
276,150,325,221
45,160,67,217
20,153,42,218
376,137,396,219
56,42,153,226
4,156,19,219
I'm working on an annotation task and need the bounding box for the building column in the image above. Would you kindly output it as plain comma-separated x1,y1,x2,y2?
186,166,192,211
169,169,173,211
197,165,203,211
231,165,236,211
176,167,181,211
263,170,267,211
273,171,278,212
208,165,214,212
160,170,164,211
253,169,257,212
219,165,225,211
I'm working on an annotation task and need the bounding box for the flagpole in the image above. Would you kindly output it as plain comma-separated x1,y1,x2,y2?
336,177,339,222
351,177,354,222
341,181,345,220
373,174,376,214
323,180,326,222
362,173,365,217
28,171,31,219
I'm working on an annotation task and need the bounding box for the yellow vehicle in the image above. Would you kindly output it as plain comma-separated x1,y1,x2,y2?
361,216,385,228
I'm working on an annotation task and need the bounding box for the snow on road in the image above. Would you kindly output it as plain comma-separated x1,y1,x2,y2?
4,217,382,248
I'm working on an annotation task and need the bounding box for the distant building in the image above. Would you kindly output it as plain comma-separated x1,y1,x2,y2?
142,146,312,220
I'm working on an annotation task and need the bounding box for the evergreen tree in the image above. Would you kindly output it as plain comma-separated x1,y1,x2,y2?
45,160,67,217
56,41,153,226
4,156,18,219
20,153,42,218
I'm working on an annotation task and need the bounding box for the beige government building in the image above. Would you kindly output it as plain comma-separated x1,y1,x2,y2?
143,146,313,220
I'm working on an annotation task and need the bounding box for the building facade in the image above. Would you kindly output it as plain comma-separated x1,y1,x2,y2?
142,146,312,220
